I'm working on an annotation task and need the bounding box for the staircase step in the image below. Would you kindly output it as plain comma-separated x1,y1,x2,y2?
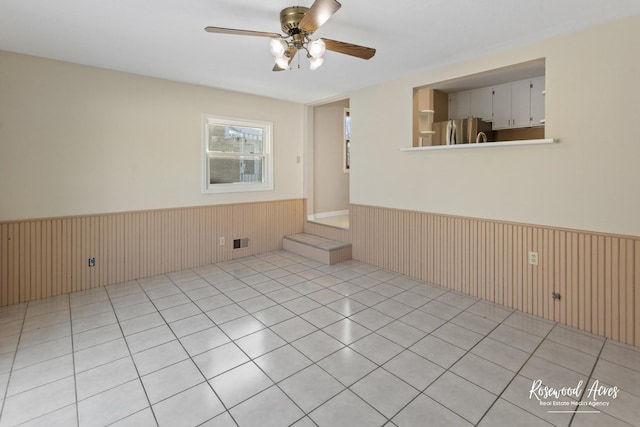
283,233,352,265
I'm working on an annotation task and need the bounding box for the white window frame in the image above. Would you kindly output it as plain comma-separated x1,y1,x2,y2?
202,114,274,194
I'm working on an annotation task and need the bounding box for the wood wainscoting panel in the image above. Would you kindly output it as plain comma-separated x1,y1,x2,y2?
351,204,639,346
0,199,304,306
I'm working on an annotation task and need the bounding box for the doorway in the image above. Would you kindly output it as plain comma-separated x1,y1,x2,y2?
308,98,350,229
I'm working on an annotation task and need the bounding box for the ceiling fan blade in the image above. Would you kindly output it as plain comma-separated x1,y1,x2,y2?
273,46,298,71
205,26,282,38
299,0,341,33
322,38,376,60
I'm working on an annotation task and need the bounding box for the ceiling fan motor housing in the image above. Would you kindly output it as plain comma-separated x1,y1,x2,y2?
280,6,311,34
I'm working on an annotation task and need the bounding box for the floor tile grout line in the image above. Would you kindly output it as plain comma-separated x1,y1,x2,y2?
497,323,610,384
300,290,499,424
132,274,240,427
207,261,355,425
1,299,78,426
103,283,160,427
587,349,640,376
368,298,513,426
366,297,550,425
190,255,401,424
196,254,500,425
141,253,351,423
0,303,28,424
206,258,360,424
473,308,558,427
272,285,465,423
567,337,607,426
67,293,80,427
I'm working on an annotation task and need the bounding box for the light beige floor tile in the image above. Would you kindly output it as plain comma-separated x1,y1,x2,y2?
230,386,304,427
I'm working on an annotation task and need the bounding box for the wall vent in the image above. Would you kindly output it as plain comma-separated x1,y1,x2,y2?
233,238,249,249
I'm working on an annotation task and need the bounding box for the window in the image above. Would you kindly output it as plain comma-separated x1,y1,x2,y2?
202,114,273,193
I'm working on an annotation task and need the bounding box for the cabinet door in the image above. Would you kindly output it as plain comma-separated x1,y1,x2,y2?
448,92,470,120
511,79,532,127
530,76,545,126
492,84,511,129
470,88,493,121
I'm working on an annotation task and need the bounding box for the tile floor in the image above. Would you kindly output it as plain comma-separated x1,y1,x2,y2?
0,250,639,427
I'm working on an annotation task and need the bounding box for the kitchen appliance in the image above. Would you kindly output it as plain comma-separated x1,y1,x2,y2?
433,118,494,145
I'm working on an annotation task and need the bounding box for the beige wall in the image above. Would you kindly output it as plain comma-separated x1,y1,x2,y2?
312,99,350,214
0,51,304,221
350,15,640,237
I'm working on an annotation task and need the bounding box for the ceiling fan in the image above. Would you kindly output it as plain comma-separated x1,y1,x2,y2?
204,0,376,71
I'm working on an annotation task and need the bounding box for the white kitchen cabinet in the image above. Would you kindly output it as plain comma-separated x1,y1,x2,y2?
492,78,542,129
530,76,545,126
469,87,493,121
448,92,470,120
491,83,511,128
450,87,494,122
511,79,531,127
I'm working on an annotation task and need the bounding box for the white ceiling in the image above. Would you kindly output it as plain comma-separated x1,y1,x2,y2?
2,0,639,104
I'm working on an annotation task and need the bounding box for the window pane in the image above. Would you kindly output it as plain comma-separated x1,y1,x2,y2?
208,124,263,154
209,156,264,184
202,114,272,193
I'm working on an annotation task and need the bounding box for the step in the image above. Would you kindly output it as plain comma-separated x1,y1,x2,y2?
283,233,352,265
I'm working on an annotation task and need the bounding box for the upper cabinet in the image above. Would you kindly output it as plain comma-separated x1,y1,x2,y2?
449,89,492,121
447,76,545,130
530,76,546,126
492,79,534,129
448,92,470,120
469,88,493,122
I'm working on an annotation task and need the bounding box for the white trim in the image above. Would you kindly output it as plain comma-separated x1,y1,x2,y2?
343,107,350,173
307,210,349,221
400,138,556,152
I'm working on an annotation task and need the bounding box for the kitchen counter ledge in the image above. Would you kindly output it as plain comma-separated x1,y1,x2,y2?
400,138,556,151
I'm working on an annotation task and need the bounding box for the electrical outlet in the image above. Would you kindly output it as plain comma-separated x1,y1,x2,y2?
88,257,95,267
528,251,538,265
219,237,225,246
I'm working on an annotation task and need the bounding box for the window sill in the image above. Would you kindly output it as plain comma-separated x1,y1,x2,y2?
203,182,273,194
400,138,556,152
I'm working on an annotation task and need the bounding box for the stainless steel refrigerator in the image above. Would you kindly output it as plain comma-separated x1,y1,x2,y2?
433,118,494,145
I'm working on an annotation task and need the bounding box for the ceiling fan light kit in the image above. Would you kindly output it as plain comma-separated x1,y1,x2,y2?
275,54,291,70
308,39,326,59
272,36,326,70
309,56,324,71
269,39,288,57
205,0,375,72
